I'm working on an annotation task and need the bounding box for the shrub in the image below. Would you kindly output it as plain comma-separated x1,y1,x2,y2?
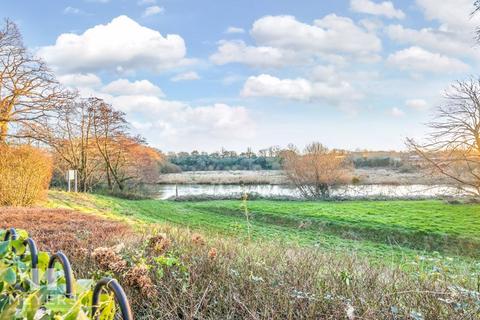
160,162,183,174
0,145,53,206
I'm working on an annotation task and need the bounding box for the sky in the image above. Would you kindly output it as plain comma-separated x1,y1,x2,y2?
2,0,480,152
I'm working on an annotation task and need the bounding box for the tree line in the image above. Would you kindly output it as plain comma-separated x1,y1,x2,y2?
166,148,283,172
0,19,164,196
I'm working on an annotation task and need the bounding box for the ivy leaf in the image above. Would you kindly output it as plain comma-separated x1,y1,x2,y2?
21,291,41,320
1,267,17,285
0,298,19,320
37,251,50,270
0,241,9,257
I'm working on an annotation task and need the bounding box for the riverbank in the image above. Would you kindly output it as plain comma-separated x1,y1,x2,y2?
46,191,479,260
158,168,450,185
35,191,480,318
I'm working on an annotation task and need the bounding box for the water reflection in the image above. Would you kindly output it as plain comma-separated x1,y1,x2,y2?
156,184,467,200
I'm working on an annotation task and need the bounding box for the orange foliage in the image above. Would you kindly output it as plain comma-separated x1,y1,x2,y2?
0,145,52,206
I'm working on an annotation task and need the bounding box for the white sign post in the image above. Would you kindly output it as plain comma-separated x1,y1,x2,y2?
66,170,78,192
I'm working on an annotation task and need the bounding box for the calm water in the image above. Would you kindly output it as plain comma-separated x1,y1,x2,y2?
156,184,466,200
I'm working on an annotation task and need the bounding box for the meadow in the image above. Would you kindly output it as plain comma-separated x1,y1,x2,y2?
48,191,480,260
0,191,478,318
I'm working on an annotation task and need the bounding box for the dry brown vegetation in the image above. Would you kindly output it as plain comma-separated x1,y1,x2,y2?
282,142,353,198
0,145,52,206
0,207,132,271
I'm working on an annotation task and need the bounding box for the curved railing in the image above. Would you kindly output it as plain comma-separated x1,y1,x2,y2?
1,227,134,319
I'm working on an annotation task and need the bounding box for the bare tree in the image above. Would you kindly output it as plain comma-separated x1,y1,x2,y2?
282,142,353,199
407,79,480,197
475,1,480,41
27,97,108,191
0,19,69,144
90,98,131,190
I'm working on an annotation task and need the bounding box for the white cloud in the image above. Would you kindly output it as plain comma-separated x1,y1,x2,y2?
171,71,200,82
242,75,312,101
406,99,429,111
39,15,188,74
416,0,480,32
241,74,360,104
143,5,164,17
57,73,102,89
386,24,478,59
390,107,405,117
350,0,405,19
251,14,382,58
69,75,255,145
387,46,469,74
63,7,84,15
211,15,382,69
108,94,254,140
225,27,245,34
210,40,296,68
102,79,165,96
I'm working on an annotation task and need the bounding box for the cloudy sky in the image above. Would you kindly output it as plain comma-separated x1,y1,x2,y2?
4,0,480,152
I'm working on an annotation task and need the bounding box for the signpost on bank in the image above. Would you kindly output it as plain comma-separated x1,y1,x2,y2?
66,169,78,192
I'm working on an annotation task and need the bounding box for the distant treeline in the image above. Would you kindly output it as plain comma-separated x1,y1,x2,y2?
166,151,282,172
352,156,402,168
163,149,410,172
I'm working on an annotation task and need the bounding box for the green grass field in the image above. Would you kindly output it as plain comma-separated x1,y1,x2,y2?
44,191,480,318
47,191,480,263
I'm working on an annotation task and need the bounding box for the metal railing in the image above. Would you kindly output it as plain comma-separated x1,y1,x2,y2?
3,227,134,320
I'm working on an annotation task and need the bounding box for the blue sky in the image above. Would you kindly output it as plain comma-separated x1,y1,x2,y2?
3,0,480,152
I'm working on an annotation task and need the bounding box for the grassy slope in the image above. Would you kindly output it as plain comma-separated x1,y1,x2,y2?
46,191,480,263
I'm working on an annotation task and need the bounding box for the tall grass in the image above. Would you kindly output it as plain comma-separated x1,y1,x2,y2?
0,145,53,206
89,226,480,319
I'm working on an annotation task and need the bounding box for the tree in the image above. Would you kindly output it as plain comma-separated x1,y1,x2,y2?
282,142,353,199
29,97,102,191
90,98,130,190
475,1,480,40
0,19,69,144
407,79,480,197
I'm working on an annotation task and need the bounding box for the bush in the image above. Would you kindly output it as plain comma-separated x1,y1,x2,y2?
0,145,52,206
160,162,183,174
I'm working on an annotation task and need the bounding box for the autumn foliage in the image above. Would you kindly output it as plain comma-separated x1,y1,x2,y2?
282,142,353,198
0,145,52,206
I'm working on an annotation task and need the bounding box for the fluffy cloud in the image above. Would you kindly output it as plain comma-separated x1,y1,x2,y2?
386,25,478,59
251,14,382,57
57,73,102,88
225,27,245,34
241,74,360,104
387,46,469,74
143,5,164,17
70,77,255,145
101,79,165,96
39,15,188,74
210,40,295,68
416,0,480,32
406,99,429,111
211,14,382,68
109,95,254,140
170,71,200,82
350,0,405,19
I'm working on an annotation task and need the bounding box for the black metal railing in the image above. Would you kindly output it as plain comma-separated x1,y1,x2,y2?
3,227,134,320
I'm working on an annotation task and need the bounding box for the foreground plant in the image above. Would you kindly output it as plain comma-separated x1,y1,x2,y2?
0,228,132,319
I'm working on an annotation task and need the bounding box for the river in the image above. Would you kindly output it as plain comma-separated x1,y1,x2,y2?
156,184,467,200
